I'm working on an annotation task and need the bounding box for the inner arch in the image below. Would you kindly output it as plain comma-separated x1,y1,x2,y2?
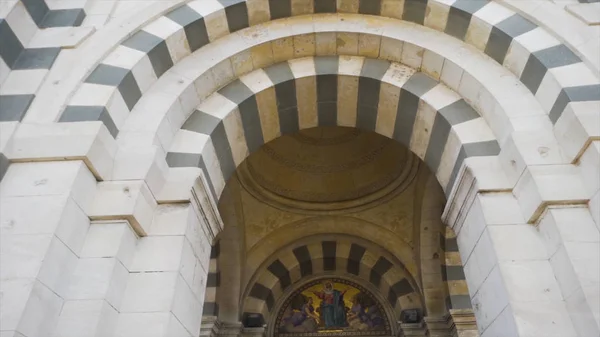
166,56,500,201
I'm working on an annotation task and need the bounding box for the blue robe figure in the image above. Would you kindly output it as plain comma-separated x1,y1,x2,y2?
313,282,348,328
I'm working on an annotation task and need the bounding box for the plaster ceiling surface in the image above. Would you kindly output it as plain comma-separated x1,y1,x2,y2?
239,127,416,210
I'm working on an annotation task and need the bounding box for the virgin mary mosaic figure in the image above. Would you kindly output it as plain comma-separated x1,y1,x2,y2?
311,281,348,328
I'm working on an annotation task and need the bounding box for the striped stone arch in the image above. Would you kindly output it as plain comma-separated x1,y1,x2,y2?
203,240,221,317
241,237,423,324
166,55,499,201
58,0,599,146
440,226,470,311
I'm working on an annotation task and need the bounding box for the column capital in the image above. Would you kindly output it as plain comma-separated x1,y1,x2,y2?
397,321,427,336
423,316,451,337
241,326,266,337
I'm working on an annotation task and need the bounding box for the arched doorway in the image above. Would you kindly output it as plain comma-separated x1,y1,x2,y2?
204,126,475,336
1,1,597,337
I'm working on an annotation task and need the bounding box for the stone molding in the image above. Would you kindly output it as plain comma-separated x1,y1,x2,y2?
447,309,478,336
191,172,224,242
201,318,264,337
397,311,478,337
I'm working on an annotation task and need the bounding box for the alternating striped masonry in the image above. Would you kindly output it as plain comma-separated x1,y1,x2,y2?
0,0,88,121
441,227,471,310
61,0,599,141
203,241,220,317
166,56,500,201
242,238,422,325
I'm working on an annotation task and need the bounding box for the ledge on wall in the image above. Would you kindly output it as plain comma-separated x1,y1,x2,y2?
565,2,600,26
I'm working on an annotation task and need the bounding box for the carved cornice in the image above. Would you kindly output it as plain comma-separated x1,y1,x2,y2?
441,161,480,235
191,172,224,242
447,309,478,336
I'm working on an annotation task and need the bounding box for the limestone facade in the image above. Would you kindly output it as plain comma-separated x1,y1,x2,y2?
1,0,599,337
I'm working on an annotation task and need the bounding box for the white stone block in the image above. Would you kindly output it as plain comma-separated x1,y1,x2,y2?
156,167,202,203
0,278,35,332
0,69,48,95
3,122,116,181
192,256,207,303
546,207,600,244
440,59,463,92
463,228,497,296
591,190,600,232
129,236,184,272
564,286,600,337
456,196,487,262
499,129,568,187
578,141,600,197
565,241,600,289
65,258,129,310
470,265,509,331
0,279,64,337
185,209,212,271
488,224,548,261
4,1,37,46
171,274,202,336
0,234,53,281
464,156,511,191
80,221,138,269
112,145,168,197
480,305,518,337
511,301,578,337
119,272,178,313
115,312,192,337
54,197,90,255
551,244,582,299
52,299,118,337
0,195,66,236
554,101,600,162
37,237,79,297
1,197,87,257
28,26,95,49
0,161,97,214
513,165,589,223
499,260,564,302
89,180,157,236
0,331,27,337
149,204,192,236
179,237,197,291
0,122,18,152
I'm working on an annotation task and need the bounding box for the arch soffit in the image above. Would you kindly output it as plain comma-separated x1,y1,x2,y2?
241,234,423,323
57,1,599,155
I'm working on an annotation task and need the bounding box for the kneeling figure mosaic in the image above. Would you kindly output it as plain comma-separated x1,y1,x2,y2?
276,279,391,336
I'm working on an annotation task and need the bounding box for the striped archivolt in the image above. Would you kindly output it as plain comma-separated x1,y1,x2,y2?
165,56,500,204
240,237,424,324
